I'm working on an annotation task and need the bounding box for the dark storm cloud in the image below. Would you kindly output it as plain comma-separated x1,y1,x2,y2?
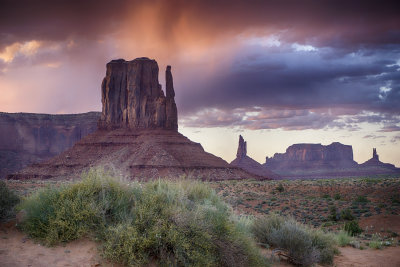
1,0,399,130
1,0,399,49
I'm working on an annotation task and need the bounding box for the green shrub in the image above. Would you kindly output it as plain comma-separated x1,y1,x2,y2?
369,235,383,249
334,193,341,200
340,209,355,221
329,206,338,221
19,169,268,267
276,183,284,193
354,195,368,203
336,230,352,247
0,180,19,220
344,220,363,236
252,214,337,266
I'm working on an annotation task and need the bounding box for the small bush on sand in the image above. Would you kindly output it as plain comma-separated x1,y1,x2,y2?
275,183,284,193
252,214,337,266
336,230,353,247
344,220,362,236
19,169,268,267
0,180,19,220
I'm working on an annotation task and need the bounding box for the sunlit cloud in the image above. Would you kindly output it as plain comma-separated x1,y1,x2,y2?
0,41,41,63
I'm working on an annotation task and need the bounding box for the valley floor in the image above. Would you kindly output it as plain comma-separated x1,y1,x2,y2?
3,176,400,266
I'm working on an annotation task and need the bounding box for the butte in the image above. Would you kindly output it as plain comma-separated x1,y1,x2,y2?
8,58,268,181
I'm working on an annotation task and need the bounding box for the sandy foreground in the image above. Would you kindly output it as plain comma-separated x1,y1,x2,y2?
1,221,400,267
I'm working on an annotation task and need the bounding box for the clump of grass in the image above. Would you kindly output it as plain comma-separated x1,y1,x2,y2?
336,230,353,247
344,220,363,236
368,234,383,249
340,208,355,221
18,169,268,267
0,180,19,221
275,183,284,193
354,195,369,203
252,213,337,266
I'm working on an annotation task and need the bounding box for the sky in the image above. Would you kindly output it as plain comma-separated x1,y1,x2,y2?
0,0,400,166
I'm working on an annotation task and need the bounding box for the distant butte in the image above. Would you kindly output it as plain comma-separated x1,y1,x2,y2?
8,58,263,181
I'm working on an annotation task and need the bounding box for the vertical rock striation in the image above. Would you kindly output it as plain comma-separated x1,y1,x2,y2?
98,58,178,130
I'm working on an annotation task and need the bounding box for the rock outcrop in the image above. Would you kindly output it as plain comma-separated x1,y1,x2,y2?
9,58,262,181
0,112,99,178
360,148,399,171
98,58,177,130
230,135,278,179
264,143,399,178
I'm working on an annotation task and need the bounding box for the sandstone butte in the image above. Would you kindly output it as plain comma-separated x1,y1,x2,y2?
230,135,280,179
264,143,400,179
8,58,266,181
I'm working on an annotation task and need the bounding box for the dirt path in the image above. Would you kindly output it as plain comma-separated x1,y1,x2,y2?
0,221,121,267
335,246,400,267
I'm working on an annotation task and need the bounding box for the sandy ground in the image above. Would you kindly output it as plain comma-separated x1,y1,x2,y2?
2,220,400,267
335,246,400,267
0,221,121,267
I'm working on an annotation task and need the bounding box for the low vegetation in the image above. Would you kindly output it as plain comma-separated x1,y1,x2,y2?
18,169,268,267
0,180,19,221
251,213,338,266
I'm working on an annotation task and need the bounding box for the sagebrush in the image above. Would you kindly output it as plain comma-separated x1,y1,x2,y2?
18,169,268,267
0,180,19,220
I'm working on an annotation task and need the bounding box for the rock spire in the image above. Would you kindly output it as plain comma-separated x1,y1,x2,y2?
98,58,178,130
236,135,247,159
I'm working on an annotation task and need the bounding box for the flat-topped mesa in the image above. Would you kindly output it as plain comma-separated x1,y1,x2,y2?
98,58,178,131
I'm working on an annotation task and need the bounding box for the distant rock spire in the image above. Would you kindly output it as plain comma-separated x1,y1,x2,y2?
165,65,178,130
236,135,247,159
373,148,379,160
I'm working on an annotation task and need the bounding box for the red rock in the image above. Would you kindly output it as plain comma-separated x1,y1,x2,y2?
0,112,99,178
8,58,260,181
230,135,278,179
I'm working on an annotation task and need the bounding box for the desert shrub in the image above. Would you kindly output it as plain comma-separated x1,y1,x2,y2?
340,208,355,221
344,220,362,236
368,234,383,249
0,180,19,220
252,214,337,266
334,193,341,200
354,195,369,203
336,230,352,247
19,169,267,267
329,206,338,221
276,183,284,193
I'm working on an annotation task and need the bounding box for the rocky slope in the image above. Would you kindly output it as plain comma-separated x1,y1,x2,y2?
230,135,278,179
9,58,261,181
0,112,100,178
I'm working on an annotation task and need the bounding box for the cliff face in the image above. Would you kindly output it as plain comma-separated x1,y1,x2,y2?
98,58,178,130
265,142,357,170
0,112,100,178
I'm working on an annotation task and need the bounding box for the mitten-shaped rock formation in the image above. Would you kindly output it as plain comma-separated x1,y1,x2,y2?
9,58,264,181
98,58,177,130
230,135,278,179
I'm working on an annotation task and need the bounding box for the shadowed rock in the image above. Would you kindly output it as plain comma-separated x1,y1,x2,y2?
98,58,177,131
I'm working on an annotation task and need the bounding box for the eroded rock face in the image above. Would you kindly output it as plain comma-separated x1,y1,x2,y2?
98,58,178,130
0,112,100,178
230,135,278,179
236,135,247,159
265,142,357,169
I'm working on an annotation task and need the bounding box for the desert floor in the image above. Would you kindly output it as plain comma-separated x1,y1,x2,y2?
2,177,400,267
